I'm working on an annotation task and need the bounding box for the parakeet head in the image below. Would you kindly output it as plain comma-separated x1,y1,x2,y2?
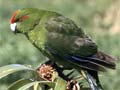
10,8,41,34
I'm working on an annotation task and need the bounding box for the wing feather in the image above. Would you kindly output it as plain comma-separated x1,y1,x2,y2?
44,16,116,71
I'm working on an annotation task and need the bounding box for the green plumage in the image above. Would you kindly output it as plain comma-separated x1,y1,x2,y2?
28,16,97,56
10,8,116,90
11,8,115,71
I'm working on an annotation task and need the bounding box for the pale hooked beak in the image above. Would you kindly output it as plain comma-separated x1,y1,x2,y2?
10,23,16,32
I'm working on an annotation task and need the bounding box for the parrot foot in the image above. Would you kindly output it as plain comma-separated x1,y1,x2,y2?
37,60,74,81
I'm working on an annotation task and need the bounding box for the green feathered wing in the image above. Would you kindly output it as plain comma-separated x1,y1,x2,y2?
45,16,97,57
27,14,115,71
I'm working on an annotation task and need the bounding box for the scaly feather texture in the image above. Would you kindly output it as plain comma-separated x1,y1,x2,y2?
10,8,116,90
11,8,115,71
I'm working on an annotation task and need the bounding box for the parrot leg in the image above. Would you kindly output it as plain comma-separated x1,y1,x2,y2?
40,60,103,90
42,60,72,81
43,59,55,65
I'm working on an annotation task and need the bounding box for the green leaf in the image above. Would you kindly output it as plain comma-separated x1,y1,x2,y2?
40,81,55,88
18,81,38,90
17,81,55,90
0,64,35,79
54,77,67,90
7,79,32,90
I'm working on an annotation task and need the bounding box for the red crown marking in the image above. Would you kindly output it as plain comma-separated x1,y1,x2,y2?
10,10,20,23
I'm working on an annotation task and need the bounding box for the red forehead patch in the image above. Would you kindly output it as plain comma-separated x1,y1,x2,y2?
10,10,20,23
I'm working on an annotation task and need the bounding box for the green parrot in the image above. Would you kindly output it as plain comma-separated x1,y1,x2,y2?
10,8,116,89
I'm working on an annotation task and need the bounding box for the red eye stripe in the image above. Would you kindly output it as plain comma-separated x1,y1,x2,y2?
19,15,29,22
10,10,20,24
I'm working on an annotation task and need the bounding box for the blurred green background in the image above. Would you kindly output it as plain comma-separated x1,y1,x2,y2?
0,0,120,90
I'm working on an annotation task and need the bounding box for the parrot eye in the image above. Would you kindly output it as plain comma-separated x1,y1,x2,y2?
18,15,29,22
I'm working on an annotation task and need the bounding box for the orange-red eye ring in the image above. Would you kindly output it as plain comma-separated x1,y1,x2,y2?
19,15,29,22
